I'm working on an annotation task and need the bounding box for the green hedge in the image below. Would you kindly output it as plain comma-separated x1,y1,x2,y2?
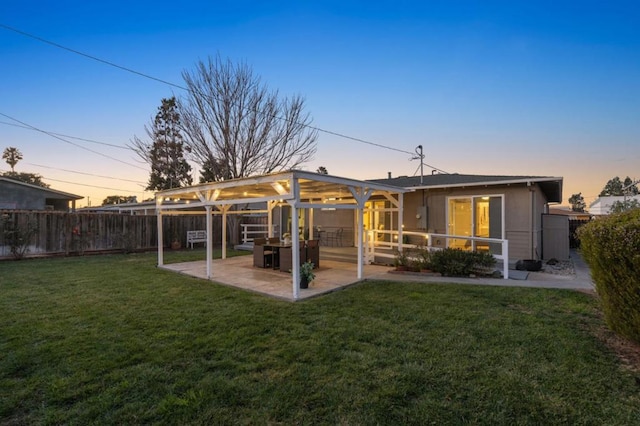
430,248,496,277
578,209,640,344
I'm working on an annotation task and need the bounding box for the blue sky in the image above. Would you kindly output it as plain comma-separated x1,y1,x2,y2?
1,1,639,207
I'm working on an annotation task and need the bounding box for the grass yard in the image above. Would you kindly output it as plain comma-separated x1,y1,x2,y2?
1,251,639,424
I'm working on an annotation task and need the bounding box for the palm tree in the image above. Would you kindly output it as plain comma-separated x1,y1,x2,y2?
2,147,23,172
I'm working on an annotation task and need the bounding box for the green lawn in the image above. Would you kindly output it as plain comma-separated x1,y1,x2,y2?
1,251,639,424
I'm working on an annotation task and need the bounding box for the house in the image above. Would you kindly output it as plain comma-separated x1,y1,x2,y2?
588,195,640,215
365,173,564,261
0,177,82,211
153,170,566,298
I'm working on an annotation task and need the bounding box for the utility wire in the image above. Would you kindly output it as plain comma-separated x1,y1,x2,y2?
42,177,145,193
0,112,147,171
26,162,147,184
0,120,129,150
0,23,448,165
0,168,145,194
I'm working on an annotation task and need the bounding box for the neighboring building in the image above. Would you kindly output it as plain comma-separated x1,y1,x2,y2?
548,207,591,220
588,195,640,215
0,177,82,211
81,200,158,215
366,173,563,261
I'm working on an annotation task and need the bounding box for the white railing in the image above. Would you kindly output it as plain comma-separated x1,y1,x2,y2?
365,229,509,279
241,224,279,244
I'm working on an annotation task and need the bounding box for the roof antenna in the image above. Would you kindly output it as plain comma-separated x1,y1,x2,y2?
410,145,424,185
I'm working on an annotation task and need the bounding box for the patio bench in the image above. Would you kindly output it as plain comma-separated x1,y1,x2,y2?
187,230,207,249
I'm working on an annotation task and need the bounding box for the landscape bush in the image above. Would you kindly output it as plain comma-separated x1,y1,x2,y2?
0,212,39,260
578,209,640,344
430,247,496,277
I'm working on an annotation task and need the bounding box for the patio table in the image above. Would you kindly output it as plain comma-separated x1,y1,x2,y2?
262,243,292,269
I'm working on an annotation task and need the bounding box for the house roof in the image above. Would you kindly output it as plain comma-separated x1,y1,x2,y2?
0,177,83,200
369,173,563,203
155,169,409,211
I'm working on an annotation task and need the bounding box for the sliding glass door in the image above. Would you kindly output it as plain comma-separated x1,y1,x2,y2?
447,195,503,254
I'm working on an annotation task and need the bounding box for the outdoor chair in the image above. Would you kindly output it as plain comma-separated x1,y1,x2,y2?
253,238,273,268
279,243,307,272
306,239,320,268
327,228,344,246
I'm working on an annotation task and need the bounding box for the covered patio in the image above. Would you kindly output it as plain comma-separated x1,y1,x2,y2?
155,170,408,300
161,249,392,301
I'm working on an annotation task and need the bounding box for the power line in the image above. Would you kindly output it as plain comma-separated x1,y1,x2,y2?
26,162,147,184
0,23,447,164
0,112,147,171
42,177,144,193
0,120,130,150
0,168,145,194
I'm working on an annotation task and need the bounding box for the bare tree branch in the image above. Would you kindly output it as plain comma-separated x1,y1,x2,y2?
178,56,318,180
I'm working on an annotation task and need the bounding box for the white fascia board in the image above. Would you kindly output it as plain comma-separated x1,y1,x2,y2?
156,172,295,198
297,202,358,210
411,177,563,191
291,170,410,194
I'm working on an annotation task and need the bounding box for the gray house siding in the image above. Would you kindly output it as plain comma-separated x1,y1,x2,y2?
401,183,551,261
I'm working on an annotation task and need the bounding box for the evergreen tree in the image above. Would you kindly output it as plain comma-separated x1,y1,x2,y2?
622,177,639,195
130,97,193,191
2,171,49,188
2,147,23,172
568,193,586,212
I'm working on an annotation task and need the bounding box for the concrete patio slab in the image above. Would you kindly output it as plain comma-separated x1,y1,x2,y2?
160,255,391,301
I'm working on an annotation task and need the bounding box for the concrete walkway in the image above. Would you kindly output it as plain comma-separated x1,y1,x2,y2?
370,249,594,291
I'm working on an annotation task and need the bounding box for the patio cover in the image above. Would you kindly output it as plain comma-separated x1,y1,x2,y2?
155,169,409,300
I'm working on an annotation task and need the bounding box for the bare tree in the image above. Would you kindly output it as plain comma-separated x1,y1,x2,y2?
178,56,318,180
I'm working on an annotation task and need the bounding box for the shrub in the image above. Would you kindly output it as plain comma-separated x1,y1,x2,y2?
393,249,411,270
430,248,496,277
1,213,39,260
415,245,433,270
578,209,640,344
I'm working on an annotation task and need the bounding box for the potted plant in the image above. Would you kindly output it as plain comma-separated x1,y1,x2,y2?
282,233,292,245
300,260,315,289
171,232,181,250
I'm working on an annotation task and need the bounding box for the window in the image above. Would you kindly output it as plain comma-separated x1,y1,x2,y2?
447,195,504,254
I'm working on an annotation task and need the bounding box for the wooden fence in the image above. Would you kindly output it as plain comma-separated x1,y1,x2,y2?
0,210,268,259
569,218,591,248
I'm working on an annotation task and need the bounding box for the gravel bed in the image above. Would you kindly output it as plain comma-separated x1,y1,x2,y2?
540,258,575,276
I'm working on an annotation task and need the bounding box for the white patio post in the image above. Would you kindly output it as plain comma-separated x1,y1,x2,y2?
221,205,228,260
156,207,164,266
206,205,212,279
290,178,301,300
398,193,404,252
267,201,274,238
309,204,314,240
356,203,364,279
291,205,300,300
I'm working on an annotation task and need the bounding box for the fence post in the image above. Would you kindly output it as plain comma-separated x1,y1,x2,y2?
502,239,509,279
